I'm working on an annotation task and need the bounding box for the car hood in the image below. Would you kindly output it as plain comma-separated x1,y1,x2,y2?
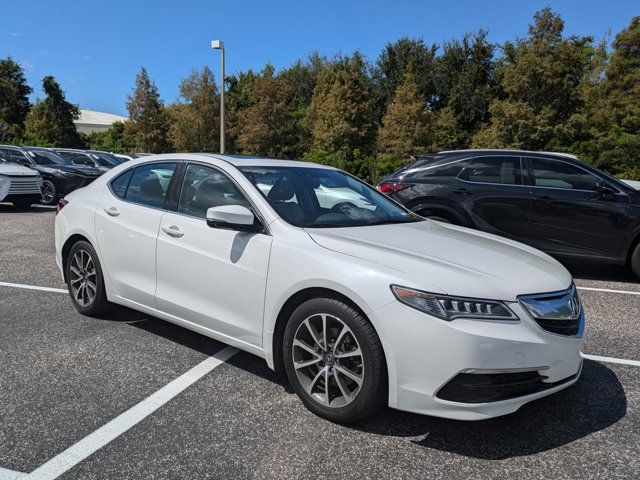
0,163,39,176
305,220,572,301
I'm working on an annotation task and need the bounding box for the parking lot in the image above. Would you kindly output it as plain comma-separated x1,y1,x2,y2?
1,204,639,480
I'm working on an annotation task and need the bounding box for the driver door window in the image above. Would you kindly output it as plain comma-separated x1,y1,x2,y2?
178,164,252,219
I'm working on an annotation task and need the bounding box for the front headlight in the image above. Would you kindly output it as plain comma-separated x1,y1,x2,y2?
391,285,517,321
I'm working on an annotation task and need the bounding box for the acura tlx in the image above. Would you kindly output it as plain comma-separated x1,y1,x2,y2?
55,153,584,423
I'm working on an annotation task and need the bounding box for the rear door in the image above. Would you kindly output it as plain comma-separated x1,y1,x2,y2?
95,161,179,307
525,157,632,259
452,155,532,241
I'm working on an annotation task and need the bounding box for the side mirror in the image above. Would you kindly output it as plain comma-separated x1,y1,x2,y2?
206,205,262,233
595,180,616,196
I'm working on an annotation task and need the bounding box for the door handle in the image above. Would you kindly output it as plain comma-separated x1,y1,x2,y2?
161,225,184,238
451,188,470,196
104,206,120,217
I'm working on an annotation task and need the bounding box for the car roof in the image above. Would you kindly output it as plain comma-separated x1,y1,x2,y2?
435,149,581,161
137,153,335,170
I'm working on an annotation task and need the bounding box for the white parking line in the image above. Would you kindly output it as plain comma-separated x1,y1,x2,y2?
25,346,239,480
0,282,67,294
577,286,640,296
0,467,26,480
582,353,640,367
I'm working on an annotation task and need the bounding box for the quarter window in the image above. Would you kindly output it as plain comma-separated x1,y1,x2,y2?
529,158,598,191
110,170,133,199
124,163,177,208
458,156,522,185
178,164,251,219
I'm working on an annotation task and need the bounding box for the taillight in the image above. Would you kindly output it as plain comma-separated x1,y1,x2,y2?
56,198,69,215
377,182,413,194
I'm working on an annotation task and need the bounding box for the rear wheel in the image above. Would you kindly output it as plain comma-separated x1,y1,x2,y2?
65,240,110,316
631,242,640,279
41,180,57,205
283,296,387,423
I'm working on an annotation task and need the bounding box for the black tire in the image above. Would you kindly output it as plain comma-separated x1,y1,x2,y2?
283,296,387,423
41,179,57,205
416,209,457,225
65,240,110,316
631,242,640,280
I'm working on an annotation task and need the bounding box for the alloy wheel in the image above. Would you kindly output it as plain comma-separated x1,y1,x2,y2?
292,313,364,408
41,181,55,204
69,249,97,307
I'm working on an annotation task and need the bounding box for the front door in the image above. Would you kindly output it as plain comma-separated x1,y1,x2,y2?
526,157,632,259
155,163,273,348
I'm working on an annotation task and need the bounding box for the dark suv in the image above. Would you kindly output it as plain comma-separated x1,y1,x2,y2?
0,145,103,205
377,149,640,278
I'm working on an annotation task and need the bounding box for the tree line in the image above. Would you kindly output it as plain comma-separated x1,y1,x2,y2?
1,7,639,183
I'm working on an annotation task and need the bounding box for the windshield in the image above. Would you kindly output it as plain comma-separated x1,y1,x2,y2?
26,149,73,166
240,166,421,228
91,152,121,167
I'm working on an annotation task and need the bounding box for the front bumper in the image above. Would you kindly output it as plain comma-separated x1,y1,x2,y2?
370,300,584,420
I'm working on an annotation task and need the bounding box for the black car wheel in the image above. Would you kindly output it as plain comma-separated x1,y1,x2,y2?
283,295,387,424
65,240,110,316
41,179,57,205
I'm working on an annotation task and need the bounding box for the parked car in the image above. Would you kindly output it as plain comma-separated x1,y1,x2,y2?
0,145,102,205
378,149,640,278
55,153,584,423
0,152,43,207
53,148,123,173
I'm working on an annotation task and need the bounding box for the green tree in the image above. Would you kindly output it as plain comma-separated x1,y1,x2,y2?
372,38,438,121
23,76,82,147
305,53,375,159
124,67,170,153
86,122,132,153
235,69,295,158
169,66,219,152
472,8,593,150
377,75,433,159
0,57,32,141
434,31,495,148
578,17,640,178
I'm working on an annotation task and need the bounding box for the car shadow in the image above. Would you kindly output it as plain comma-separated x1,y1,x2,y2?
564,261,638,284
0,203,55,213
106,305,626,460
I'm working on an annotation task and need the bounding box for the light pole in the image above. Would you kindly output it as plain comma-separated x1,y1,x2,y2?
211,40,225,154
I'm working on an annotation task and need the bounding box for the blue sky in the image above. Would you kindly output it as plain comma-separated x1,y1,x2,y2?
1,0,638,116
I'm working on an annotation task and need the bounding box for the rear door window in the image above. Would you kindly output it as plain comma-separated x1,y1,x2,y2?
124,163,178,209
458,156,522,185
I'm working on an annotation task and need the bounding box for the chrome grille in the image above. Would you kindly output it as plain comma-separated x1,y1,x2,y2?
8,177,41,194
518,284,583,336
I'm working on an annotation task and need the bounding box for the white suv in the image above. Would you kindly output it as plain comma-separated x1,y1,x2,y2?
0,153,43,207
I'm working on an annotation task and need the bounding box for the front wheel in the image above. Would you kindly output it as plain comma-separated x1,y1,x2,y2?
41,179,57,205
283,296,387,423
65,240,110,316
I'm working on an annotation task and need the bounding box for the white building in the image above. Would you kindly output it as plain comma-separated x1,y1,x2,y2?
74,109,128,134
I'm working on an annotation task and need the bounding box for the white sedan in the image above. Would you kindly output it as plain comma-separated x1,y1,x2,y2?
55,154,584,423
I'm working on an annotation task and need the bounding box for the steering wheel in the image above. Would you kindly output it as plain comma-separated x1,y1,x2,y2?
331,202,358,215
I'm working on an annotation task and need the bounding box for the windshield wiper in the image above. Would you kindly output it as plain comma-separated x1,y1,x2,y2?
299,222,348,228
366,218,422,226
